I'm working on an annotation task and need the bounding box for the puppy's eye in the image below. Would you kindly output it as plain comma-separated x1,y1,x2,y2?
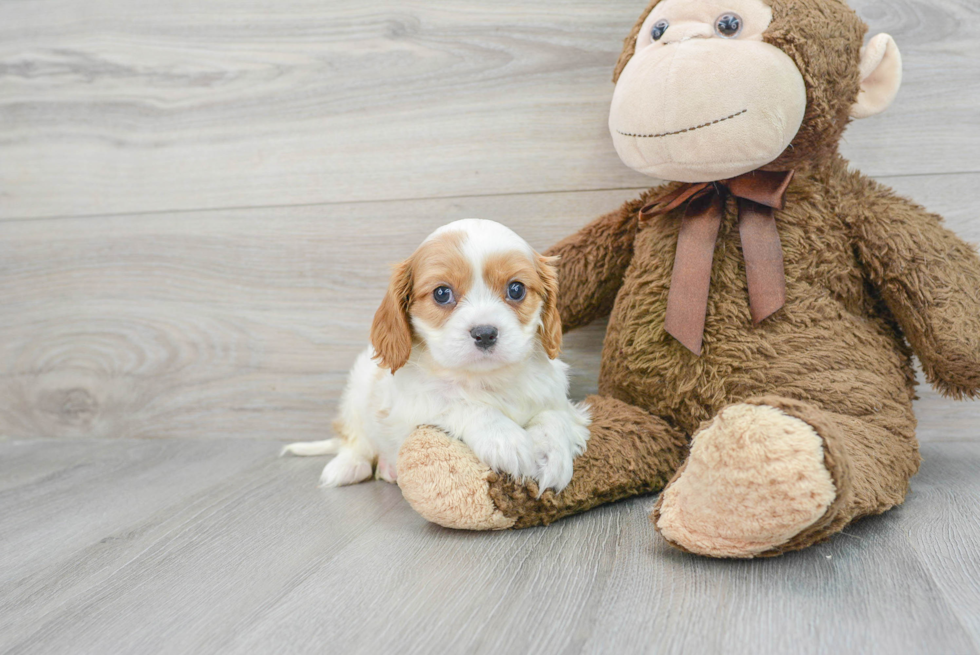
507,281,526,301
650,19,669,41
433,286,455,305
715,13,742,38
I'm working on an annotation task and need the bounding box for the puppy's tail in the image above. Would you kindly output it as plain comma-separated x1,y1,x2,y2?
280,438,344,458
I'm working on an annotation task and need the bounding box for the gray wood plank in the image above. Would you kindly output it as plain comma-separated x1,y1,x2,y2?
915,374,980,443
2,175,977,442
0,438,123,492
574,466,980,655
232,450,980,655
0,438,278,628
0,438,405,653
899,443,980,642
2,439,979,654
1,0,977,219
0,188,636,442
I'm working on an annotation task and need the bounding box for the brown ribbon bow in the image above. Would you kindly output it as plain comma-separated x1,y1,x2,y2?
639,170,794,356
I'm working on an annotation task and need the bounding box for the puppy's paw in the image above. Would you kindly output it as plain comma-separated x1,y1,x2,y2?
469,425,537,483
529,437,574,496
318,450,373,488
525,409,591,496
375,455,398,484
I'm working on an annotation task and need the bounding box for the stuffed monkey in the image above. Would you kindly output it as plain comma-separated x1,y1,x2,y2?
395,0,980,557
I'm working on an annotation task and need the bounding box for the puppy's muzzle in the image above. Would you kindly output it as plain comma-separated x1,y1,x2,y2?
470,325,498,351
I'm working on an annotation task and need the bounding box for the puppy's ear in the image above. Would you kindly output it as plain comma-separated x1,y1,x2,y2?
370,258,414,373
537,254,562,359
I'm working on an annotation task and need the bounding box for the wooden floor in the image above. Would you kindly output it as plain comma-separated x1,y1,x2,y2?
2,0,979,652
1,438,979,654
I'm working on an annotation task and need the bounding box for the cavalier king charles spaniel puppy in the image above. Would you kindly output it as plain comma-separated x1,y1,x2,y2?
283,218,590,495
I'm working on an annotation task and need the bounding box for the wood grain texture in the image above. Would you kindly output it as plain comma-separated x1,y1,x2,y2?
2,1,978,651
1,0,978,219
1,438,979,654
2,174,977,442
899,443,980,642
0,188,634,441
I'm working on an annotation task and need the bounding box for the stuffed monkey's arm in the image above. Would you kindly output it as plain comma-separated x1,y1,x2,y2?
847,177,980,398
544,197,645,332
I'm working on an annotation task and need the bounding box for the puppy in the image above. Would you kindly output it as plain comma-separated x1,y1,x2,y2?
283,218,590,494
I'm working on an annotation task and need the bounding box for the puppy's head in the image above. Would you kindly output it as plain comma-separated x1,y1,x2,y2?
370,219,561,373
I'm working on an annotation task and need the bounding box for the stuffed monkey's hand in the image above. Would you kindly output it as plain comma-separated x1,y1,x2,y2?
850,182,980,397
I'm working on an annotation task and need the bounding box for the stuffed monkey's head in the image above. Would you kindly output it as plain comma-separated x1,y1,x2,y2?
609,0,903,182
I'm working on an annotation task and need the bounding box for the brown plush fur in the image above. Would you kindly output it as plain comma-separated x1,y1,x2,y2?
488,395,689,528
396,0,980,555
514,149,979,552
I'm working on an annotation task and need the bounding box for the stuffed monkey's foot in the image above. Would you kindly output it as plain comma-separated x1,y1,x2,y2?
397,396,688,530
653,403,837,558
397,426,516,530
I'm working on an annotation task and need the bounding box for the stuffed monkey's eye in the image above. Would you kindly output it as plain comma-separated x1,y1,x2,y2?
433,286,455,305
507,281,526,302
650,19,669,41
715,13,742,38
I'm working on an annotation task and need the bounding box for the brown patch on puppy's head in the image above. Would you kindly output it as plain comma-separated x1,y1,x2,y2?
371,230,472,372
407,230,472,331
483,251,563,359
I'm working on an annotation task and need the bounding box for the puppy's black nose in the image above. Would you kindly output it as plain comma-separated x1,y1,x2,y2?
470,325,498,350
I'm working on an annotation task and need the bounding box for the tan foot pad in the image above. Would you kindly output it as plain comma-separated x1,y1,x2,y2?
397,426,516,531
655,403,836,558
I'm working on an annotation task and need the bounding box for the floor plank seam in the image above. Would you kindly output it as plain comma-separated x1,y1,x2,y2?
901,530,980,655
9,464,277,636
2,169,978,224
200,495,407,651
439,528,548,654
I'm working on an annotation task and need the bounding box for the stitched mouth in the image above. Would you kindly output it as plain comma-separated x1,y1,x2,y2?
617,109,748,139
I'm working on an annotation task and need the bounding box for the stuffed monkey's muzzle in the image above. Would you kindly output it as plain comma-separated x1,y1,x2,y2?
609,38,807,183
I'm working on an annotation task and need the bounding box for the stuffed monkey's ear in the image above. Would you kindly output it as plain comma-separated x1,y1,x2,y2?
537,255,563,359
370,258,414,373
850,34,902,119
